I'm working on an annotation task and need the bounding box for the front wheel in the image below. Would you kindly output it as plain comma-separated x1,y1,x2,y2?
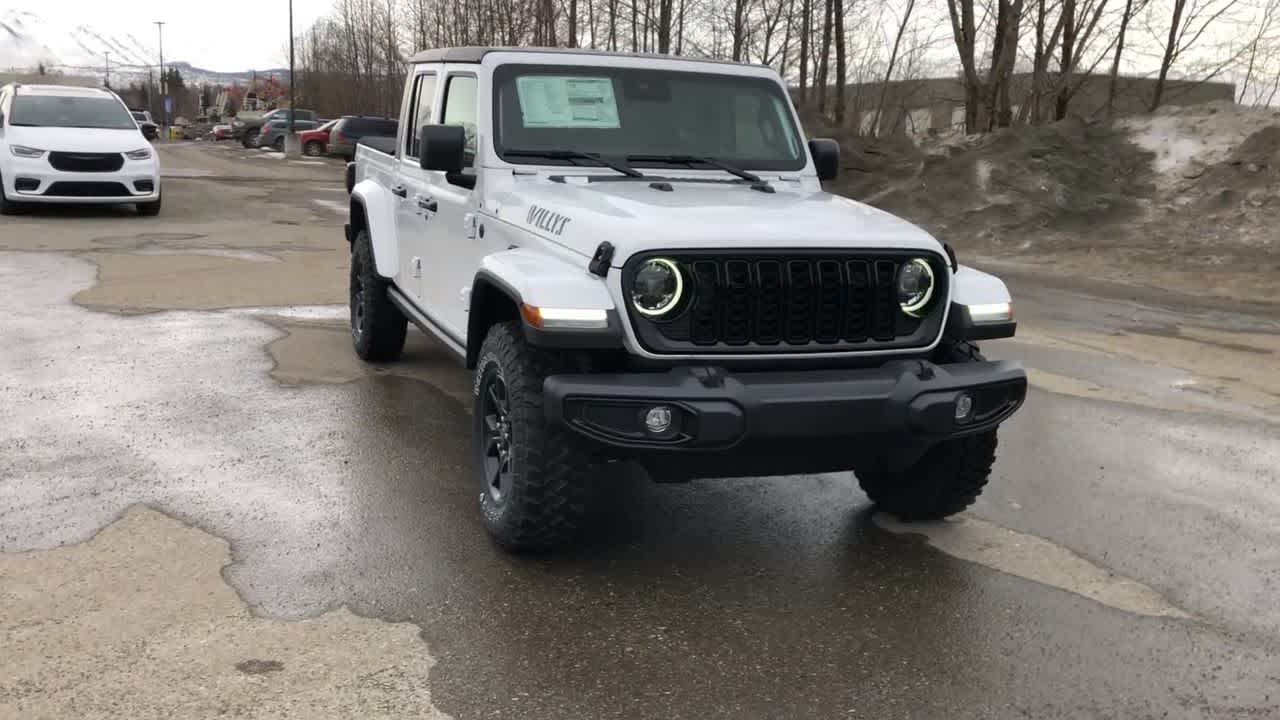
474,322,591,552
0,175,22,216
856,431,998,521
857,338,998,520
136,191,162,216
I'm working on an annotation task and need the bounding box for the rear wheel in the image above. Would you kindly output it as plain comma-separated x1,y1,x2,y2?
349,229,407,361
272,136,285,152
856,339,997,520
241,129,260,148
475,322,592,552
304,141,323,157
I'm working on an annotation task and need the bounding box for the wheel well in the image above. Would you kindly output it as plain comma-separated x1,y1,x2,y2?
467,278,521,368
348,198,367,246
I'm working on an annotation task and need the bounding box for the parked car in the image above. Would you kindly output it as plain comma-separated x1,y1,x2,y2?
131,109,159,140
1,83,161,215
210,124,233,140
233,107,317,148
327,115,398,158
299,119,337,156
259,117,321,152
343,48,1026,551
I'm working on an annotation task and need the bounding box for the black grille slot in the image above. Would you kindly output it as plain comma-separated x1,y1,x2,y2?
44,181,131,197
626,251,946,355
48,152,124,173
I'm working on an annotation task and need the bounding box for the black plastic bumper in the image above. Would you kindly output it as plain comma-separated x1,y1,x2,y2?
543,359,1026,477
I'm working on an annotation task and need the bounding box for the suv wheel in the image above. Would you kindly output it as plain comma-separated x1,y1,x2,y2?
856,340,997,520
349,229,407,361
474,322,591,552
241,129,260,148
304,141,323,156
272,136,285,152
0,174,22,215
136,191,162,217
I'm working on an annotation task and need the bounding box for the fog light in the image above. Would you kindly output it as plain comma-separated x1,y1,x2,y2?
644,406,674,435
14,177,39,192
955,393,974,423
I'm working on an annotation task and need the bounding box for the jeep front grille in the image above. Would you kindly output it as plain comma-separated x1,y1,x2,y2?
623,250,948,355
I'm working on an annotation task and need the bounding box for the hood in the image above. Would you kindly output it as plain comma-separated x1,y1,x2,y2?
6,126,150,153
489,175,943,266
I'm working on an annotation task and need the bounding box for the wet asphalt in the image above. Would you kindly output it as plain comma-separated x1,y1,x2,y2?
2,142,1278,719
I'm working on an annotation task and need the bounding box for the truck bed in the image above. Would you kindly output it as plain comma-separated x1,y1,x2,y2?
353,136,398,190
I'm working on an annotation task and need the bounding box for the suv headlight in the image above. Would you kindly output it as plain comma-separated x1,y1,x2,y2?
124,148,152,160
10,145,45,158
631,258,683,317
897,258,935,317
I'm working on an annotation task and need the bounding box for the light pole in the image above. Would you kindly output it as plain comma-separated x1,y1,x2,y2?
154,21,166,135
104,52,110,88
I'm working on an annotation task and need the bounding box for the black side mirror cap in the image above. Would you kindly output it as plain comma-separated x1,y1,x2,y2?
808,138,840,181
420,124,466,173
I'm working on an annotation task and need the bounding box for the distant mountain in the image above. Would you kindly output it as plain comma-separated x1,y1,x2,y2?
0,9,284,87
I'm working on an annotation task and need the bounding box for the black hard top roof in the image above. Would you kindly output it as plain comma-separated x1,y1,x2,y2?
409,46,766,69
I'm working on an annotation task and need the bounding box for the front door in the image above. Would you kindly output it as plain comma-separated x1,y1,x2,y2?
393,68,440,302
419,70,482,339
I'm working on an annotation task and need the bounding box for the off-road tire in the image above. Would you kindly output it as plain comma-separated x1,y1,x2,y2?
474,322,591,552
856,339,996,520
136,191,162,217
349,229,407,361
304,141,323,157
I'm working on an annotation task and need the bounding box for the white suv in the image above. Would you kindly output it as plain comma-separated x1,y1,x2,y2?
0,84,162,216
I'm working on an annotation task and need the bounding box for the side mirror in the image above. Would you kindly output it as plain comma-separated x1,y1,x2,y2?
808,138,839,181
420,124,466,173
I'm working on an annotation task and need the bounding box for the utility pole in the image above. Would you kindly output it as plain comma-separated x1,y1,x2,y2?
286,0,299,156
154,21,166,135
104,52,110,88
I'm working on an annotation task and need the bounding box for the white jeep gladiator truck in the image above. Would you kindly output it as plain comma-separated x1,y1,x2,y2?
345,47,1027,551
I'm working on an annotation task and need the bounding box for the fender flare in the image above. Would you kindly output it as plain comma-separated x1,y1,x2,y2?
467,249,622,367
947,265,1016,340
350,179,397,278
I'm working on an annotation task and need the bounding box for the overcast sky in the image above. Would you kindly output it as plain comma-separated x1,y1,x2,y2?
18,0,333,72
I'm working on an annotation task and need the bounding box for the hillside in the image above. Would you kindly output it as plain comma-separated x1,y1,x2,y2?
821,102,1280,305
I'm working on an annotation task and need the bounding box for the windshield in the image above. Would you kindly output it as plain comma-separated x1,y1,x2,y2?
11,95,137,130
493,64,805,172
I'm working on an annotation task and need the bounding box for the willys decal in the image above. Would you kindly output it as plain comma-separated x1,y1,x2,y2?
527,205,572,236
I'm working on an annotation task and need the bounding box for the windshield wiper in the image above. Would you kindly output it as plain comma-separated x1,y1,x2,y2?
626,154,774,193
502,149,644,178
626,154,763,183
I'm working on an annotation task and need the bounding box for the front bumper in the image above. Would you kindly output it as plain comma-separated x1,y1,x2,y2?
3,155,160,204
544,359,1026,478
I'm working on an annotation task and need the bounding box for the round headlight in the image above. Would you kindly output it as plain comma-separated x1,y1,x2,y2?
631,258,683,317
897,258,935,317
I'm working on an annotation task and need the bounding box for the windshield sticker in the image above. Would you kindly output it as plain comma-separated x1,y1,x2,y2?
527,205,572,236
516,76,621,129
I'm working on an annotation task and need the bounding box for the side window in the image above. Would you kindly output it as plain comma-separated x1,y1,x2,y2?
406,73,438,158
441,75,479,168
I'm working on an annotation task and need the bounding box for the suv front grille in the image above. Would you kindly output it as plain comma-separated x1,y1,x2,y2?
44,181,131,197
48,152,124,173
623,250,949,355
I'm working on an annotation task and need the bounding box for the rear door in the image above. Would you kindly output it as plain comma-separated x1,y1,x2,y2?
393,66,441,304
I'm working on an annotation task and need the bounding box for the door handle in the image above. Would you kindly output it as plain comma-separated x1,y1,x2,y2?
391,185,407,198
417,197,438,212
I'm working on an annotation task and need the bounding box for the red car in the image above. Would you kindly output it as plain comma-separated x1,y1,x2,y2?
299,119,338,157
